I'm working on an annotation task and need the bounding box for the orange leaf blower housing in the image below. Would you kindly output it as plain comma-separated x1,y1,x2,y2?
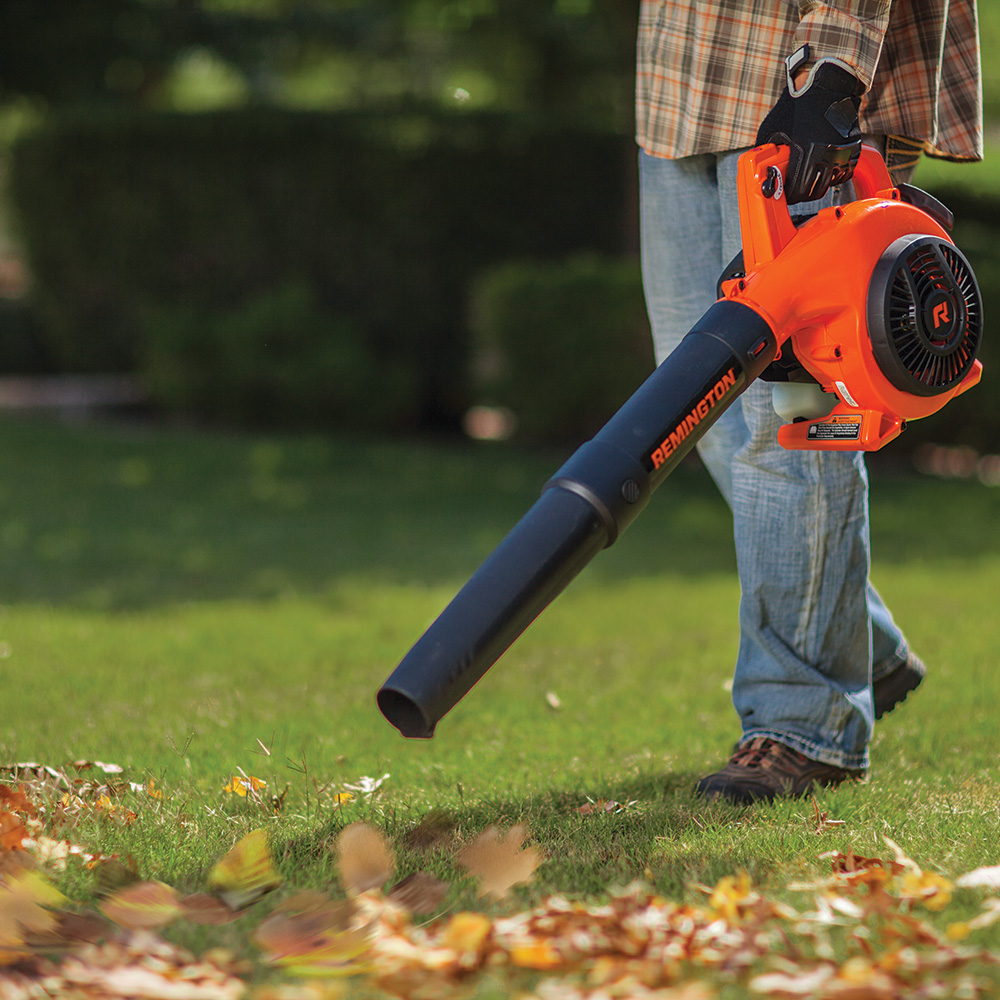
727,143,982,451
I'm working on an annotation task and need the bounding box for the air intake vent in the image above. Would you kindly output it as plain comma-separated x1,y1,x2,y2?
868,235,982,397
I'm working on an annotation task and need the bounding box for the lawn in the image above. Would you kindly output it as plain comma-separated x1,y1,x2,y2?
2,414,1000,997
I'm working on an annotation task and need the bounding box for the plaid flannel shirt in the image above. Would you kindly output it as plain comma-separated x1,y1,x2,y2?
636,0,983,163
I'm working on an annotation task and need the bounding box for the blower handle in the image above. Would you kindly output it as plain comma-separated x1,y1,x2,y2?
737,143,894,273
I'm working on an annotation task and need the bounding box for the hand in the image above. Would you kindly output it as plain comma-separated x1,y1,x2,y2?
756,45,864,205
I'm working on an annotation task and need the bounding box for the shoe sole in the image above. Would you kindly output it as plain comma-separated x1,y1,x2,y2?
873,657,925,720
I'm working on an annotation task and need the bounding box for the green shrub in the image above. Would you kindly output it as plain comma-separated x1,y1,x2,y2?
0,298,53,373
471,254,654,442
140,282,419,430
10,108,633,429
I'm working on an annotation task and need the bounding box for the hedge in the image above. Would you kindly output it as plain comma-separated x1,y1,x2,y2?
10,110,998,445
10,108,634,429
470,254,653,442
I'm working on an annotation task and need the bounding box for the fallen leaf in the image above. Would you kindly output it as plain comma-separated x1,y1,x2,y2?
336,823,394,895
0,785,35,816
900,869,953,911
577,798,638,816
404,810,455,853
709,871,755,921
208,828,282,910
224,775,267,797
47,909,107,946
809,797,845,835
458,825,541,899
72,760,124,775
956,864,1000,889
0,811,27,852
93,857,142,896
342,774,389,798
0,869,67,960
750,966,836,996
181,892,243,925
509,939,564,970
883,835,918,870
254,891,373,977
440,911,492,955
99,880,185,928
386,871,449,914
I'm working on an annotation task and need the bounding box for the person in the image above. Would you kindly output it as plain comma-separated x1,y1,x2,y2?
636,1,983,803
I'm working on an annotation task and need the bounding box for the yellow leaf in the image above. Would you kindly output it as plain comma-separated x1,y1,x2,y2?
509,940,564,970
440,911,492,954
208,828,281,910
457,824,541,899
224,775,267,797
147,778,164,801
709,871,754,921
0,869,67,959
99,880,184,928
900,870,953,911
335,823,394,895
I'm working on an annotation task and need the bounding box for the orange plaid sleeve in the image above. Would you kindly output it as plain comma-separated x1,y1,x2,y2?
794,2,893,86
636,0,981,163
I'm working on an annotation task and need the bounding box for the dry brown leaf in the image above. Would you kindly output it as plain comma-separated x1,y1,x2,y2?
809,797,846,835
335,823,394,895
93,857,142,897
0,784,35,817
386,871,449,914
99,880,185,929
254,891,373,977
577,798,638,816
404,810,456,853
0,811,28,852
457,824,541,899
181,892,243,925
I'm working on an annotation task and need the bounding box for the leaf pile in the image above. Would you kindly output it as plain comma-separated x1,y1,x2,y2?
2,769,1000,998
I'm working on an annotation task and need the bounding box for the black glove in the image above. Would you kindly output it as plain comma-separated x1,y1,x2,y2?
755,44,864,205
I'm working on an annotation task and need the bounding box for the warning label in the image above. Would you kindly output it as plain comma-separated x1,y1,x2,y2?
807,416,862,441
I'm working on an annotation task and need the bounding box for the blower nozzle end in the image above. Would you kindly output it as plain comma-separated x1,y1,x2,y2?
376,687,436,739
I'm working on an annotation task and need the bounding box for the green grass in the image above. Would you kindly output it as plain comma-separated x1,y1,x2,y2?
3,415,1000,991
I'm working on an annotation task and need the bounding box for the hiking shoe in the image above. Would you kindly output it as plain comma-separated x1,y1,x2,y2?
873,653,926,720
696,737,864,804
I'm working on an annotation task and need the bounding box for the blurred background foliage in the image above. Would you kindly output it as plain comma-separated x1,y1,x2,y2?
0,0,997,448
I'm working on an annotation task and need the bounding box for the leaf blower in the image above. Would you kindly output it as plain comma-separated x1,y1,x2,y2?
376,144,983,739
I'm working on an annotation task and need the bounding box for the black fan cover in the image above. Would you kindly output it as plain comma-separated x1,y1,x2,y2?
867,235,982,397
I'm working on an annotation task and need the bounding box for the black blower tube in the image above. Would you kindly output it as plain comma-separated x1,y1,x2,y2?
377,300,778,738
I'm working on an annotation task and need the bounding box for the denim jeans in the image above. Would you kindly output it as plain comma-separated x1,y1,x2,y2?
638,147,910,770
